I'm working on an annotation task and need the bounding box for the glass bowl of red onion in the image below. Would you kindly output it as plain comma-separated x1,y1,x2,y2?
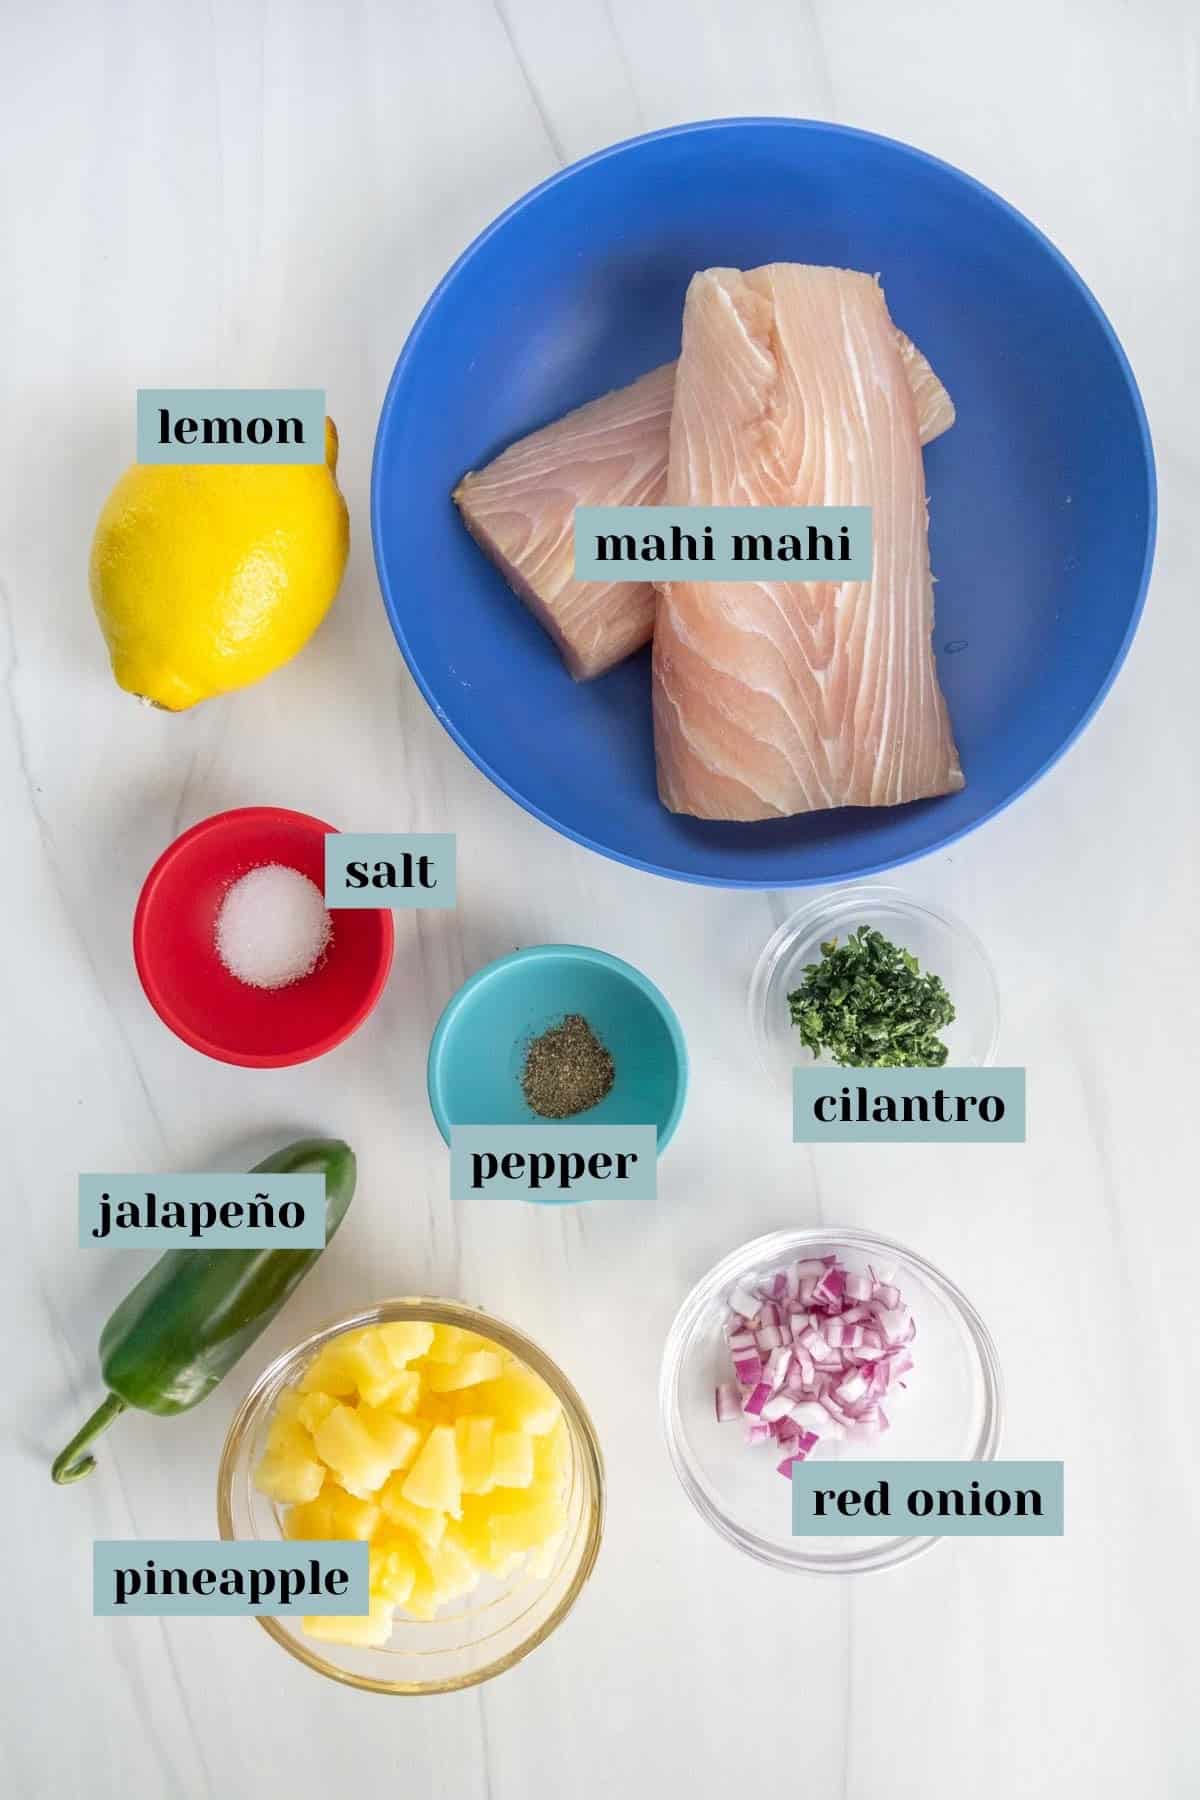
659,1228,1003,1574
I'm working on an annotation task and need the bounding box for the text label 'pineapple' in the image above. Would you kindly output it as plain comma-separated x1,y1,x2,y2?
93,1541,368,1615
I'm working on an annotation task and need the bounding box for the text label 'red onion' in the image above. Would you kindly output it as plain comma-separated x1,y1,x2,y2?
791,1461,1063,1536
573,507,872,581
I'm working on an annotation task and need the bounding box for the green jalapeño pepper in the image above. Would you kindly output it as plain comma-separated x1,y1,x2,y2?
52,1137,356,1484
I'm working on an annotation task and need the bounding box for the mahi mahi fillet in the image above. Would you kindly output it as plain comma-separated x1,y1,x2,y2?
453,332,954,682
653,265,964,818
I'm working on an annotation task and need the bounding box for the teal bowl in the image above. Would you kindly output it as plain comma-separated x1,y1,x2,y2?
427,945,688,1153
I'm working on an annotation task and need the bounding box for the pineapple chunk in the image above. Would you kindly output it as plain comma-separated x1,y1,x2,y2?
488,1496,567,1558
457,1498,529,1576
377,1321,435,1367
326,1487,381,1541
378,1369,422,1415
344,1330,409,1407
302,1598,394,1648
254,1420,325,1505
424,1323,487,1364
312,1404,393,1497
424,1527,480,1603
299,1340,360,1397
426,1349,503,1392
295,1391,339,1435
271,1389,306,1425
402,1565,440,1620
455,1416,495,1494
533,1416,571,1484
401,1424,461,1517
467,1367,561,1436
378,1476,447,1549
357,1406,424,1474
369,1536,418,1607
283,1491,337,1540
490,1428,534,1489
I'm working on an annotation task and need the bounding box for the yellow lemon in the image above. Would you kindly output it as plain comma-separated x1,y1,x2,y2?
90,417,349,710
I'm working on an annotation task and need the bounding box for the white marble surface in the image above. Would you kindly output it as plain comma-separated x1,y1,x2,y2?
4,2,1198,1795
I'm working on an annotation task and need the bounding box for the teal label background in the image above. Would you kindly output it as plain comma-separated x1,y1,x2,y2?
792,1461,1063,1536
324,832,456,908
451,1125,657,1202
94,1541,369,1615
136,389,325,463
792,1067,1026,1142
78,1173,325,1248
574,506,872,579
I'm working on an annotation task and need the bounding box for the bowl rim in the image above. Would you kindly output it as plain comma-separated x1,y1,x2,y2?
217,1296,605,1694
425,942,689,1151
132,804,395,1068
659,1226,1005,1574
748,882,1002,1078
371,114,1157,890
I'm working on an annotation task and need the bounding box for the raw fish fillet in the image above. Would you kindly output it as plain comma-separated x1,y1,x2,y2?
453,335,953,682
454,364,675,681
652,265,964,819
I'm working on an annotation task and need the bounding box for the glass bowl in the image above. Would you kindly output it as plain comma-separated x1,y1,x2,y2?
218,1298,604,1693
660,1229,1003,1574
749,885,999,1089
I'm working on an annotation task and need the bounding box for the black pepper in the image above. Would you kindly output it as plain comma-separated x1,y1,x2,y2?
520,1014,615,1119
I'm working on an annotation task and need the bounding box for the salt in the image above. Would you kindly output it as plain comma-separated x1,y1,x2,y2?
215,863,332,991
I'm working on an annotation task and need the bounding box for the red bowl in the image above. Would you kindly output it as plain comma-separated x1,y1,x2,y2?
133,806,395,1068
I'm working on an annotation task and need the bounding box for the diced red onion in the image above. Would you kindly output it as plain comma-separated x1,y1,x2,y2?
718,1252,914,1468
715,1382,741,1422
761,1391,796,1422
811,1267,846,1308
790,1401,829,1431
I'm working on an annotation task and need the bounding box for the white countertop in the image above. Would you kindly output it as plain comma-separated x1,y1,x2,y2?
5,3,1197,1796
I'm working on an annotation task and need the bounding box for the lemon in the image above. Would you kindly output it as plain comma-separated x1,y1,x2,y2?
90,417,349,710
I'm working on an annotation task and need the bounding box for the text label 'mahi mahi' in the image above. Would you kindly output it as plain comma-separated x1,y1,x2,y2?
574,506,872,581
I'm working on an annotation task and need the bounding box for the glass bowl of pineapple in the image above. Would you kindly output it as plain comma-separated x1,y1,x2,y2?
217,1298,604,1693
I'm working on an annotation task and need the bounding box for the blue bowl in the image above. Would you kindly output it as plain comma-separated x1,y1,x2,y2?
373,118,1155,888
426,945,687,1154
